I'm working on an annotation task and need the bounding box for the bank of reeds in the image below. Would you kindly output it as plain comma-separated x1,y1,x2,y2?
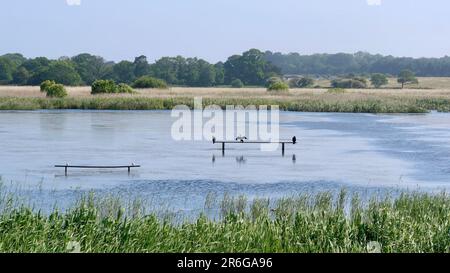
0,189,449,253
1,96,450,113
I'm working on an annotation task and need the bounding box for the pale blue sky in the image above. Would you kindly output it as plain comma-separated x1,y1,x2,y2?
1,0,449,62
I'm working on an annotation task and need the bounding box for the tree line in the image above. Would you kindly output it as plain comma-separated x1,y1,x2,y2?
0,49,279,87
264,51,450,77
0,49,447,87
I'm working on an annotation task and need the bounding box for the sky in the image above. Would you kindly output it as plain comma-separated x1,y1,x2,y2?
1,0,449,62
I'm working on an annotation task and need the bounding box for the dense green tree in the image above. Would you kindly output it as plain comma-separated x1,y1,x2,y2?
21,57,51,74
150,57,180,84
71,53,108,85
0,58,14,84
397,70,418,88
133,55,151,78
30,61,82,86
12,67,31,85
214,62,225,85
1,53,26,68
112,61,135,83
224,49,281,86
264,51,450,77
370,73,389,88
231,79,244,88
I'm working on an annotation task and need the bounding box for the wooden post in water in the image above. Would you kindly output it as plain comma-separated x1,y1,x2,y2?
65,164,68,177
282,143,285,156
222,142,225,156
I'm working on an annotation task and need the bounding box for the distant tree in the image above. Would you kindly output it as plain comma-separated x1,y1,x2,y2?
112,61,135,84
33,61,82,86
133,76,168,89
224,49,281,86
12,67,31,85
0,58,14,84
370,73,389,88
21,57,51,83
397,70,418,88
71,53,107,85
214,62,225,85
231,79,244,88
197,59,216,87
150,57,180,84
0,53,26,67
133,55,151,78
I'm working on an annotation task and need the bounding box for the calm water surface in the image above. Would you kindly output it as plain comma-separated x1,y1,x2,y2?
1,110,449,213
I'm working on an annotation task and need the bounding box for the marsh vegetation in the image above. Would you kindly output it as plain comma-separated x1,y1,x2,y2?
0,189,448,253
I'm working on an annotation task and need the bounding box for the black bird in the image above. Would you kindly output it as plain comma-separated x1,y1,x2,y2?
236,136,248,143
292,136,297,144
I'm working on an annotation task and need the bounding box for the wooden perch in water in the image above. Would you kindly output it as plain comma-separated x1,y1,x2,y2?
55,164,141,176
212,136,297,155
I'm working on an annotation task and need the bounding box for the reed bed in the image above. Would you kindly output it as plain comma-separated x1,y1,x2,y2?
0,190,449,253
1,86,450,113
1,96,450,113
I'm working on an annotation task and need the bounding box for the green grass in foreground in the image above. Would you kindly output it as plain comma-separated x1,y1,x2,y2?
1,96,450,113
0,190,449,253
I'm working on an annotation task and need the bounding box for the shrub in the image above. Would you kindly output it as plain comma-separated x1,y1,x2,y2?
265,77,283,87
331,78,367,89
40,80,56,92
289,77,315,88
370,73,389,88
132,76,168,89
231,79,244,88
91,80,118,94
45,84,67,98
267,81,289,92
117,83,135,94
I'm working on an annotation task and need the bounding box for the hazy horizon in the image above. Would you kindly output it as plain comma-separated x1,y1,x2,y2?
1,0,449,63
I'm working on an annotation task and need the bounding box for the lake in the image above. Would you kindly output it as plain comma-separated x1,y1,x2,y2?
1,110,449,214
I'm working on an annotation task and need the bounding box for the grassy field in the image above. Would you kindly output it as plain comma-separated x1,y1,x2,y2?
1,85,450,113
0,190,449,253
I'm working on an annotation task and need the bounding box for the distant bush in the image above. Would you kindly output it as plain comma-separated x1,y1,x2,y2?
133,76,168,89
370,73,389,88
265,77,283,88
267,81,289,92
327,88,347,94
117,83,135,94
45,83,67,98
231,79,244,88
40,80,56,92
289,77,315,88
91,80,118,94
331,78,367,89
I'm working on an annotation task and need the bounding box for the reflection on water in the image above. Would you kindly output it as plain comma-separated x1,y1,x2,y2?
1,110,450,213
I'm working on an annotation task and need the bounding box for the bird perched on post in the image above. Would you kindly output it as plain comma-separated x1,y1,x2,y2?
235,136,248,143
212,136,216,144
292,136,297,144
